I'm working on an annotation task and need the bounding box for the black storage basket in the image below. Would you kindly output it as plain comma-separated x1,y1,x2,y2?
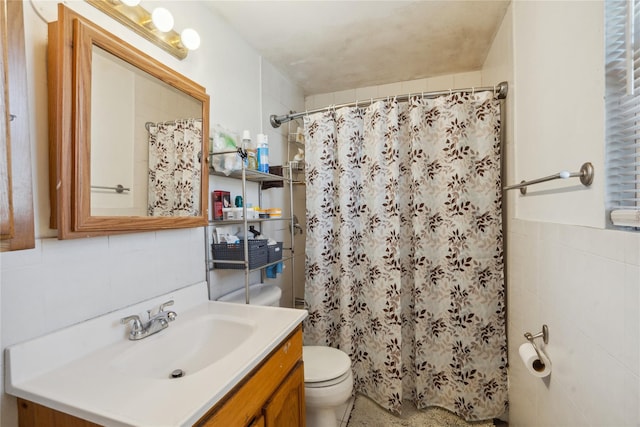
212,239,268,269
267,242,283,263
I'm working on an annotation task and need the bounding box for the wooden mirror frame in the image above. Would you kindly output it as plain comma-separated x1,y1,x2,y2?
48,5,209,239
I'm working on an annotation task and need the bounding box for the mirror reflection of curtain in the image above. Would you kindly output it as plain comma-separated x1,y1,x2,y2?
148,119,201,216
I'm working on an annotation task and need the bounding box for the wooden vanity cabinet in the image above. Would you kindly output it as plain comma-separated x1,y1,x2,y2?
17,326,305,427
196,326,305,427
263,363,305,427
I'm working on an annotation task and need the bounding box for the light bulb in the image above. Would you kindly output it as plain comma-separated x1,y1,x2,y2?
120,0,140,6
180,28,201,50
151,7,174,32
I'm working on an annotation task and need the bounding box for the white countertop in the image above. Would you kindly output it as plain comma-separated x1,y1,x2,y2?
5,282,307,426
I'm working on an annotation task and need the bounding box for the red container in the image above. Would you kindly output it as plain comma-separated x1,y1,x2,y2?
212,190,230,220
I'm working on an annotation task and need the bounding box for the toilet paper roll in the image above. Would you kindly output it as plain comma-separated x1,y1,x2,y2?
518,342,551,378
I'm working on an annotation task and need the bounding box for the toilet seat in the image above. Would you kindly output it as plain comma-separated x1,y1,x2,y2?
303,346,351,387
305,369,351,388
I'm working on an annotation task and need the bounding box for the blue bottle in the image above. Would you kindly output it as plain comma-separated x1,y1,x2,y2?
257,134,269,173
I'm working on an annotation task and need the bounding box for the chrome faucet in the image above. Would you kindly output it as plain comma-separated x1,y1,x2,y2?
120,300,177,340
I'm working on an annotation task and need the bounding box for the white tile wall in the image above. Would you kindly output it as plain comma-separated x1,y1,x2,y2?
486,2,640,425
305,71,483,110
1,228,204,348
400,78,428,94
507,220,640,427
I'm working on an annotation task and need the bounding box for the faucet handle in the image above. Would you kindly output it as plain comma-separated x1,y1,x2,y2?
120,315,143,332
159,300,174,312
161,300,177,322
147,300,175,319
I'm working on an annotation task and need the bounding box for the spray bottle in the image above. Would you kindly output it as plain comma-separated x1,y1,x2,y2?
243,130,257,170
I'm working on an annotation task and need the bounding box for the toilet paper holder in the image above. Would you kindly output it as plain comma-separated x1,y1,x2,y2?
524,324,549,360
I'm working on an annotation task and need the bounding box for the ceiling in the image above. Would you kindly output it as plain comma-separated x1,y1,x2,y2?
205,1,510,96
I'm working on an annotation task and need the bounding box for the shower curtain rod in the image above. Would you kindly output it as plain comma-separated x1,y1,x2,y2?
270,81,508,128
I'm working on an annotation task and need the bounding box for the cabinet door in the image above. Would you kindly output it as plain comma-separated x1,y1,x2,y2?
0,0,35,251
17,398,101,427
0,0,14,239
264,362,305,427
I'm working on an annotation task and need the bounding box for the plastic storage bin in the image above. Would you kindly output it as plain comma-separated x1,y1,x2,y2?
212,239,268,269
267,242,283,263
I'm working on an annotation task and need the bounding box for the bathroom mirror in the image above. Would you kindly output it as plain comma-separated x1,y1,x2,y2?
48,5,210,239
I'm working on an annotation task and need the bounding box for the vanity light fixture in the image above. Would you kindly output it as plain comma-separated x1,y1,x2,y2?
180,28,201,51
85,0,200,60
150,7,174,33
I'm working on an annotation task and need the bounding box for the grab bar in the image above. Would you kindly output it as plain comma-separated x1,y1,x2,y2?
503,162,594,195
91,184,130,194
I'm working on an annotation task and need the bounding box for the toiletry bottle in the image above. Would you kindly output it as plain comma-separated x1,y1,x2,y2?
243,130,257,170
257,133,269,173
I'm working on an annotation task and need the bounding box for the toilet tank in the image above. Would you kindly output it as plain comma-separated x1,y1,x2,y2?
217,283,282,307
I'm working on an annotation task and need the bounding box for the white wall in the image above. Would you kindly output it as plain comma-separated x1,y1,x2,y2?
512,1,605,228
483,2,640,426
259,59,306,307
0,1,303,426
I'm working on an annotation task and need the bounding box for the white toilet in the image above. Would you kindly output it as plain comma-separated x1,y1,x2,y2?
303,345,353,427
218,284,354,427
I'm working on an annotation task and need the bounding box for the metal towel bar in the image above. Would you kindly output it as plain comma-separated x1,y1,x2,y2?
503,162,594,195
91,184,130,194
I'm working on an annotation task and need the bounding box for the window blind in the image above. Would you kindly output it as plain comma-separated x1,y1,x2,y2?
606,0,640,228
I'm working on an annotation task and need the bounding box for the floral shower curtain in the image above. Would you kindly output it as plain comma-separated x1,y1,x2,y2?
148,118,201,216
304,91,506,421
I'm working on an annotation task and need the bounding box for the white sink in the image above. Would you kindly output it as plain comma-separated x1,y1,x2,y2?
110,314,255,380
5,282,307,427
